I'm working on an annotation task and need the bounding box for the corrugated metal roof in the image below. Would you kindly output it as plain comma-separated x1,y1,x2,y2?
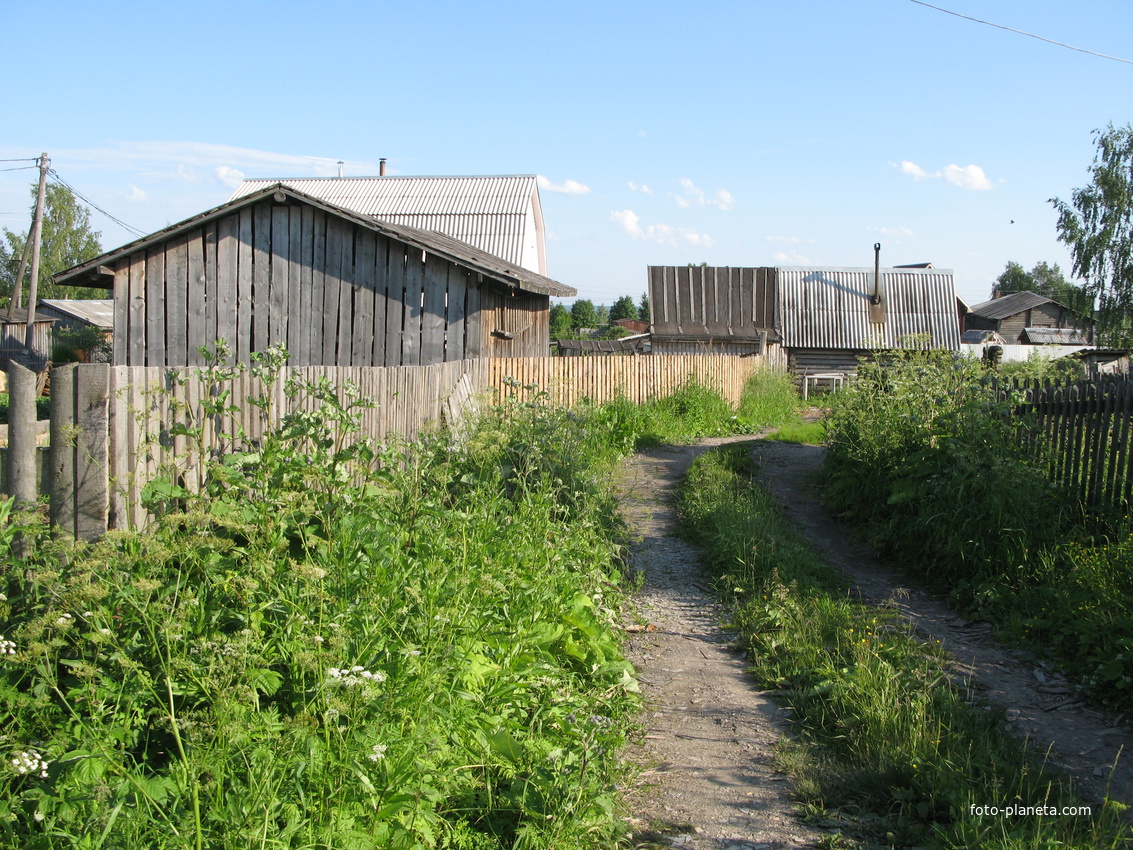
1022,327,1091,345
55,185,574,298
0,307,53,325
231,176,545,274
968,290,1057,321
39,299,114,328
777,267,959,350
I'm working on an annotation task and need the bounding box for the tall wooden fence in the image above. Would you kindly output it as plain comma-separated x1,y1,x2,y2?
998,376,1133,508
3,353,765,538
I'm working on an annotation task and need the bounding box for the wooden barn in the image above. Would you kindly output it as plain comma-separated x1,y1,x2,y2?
53,184,574,368
647,264,960,376
965,290,1094,345
0,307,54,369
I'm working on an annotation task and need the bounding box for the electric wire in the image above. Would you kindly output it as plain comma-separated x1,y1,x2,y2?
47,169,147,238
908,0,1133,65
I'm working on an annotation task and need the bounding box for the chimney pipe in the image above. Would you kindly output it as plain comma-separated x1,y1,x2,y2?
379,158,387,176
337,161,344,178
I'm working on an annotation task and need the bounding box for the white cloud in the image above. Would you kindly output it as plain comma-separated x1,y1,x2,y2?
610,209,713,247
773,250,812,264
765,235,815,244
214,166,245,189
537,175,590,195
894,160,993,191
943,163,992,191
866,225,914,236
628,181,653,195
674,177,734,210
126,184,148,202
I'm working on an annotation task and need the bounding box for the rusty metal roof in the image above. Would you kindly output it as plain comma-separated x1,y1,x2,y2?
231,176,546,274
776,267,959,350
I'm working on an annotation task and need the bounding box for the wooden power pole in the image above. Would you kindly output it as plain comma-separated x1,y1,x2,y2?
23,152,49,351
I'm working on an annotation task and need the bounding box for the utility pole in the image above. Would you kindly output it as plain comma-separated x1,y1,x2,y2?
23,152,49,352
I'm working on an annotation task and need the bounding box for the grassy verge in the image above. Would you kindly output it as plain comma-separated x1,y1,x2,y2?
678,445,1131,849
0,363,803,848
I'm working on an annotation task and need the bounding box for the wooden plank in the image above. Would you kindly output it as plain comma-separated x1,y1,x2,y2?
401,248,424,365
270,204,290,350
384,243,407,366
74,365,110,540
293,206,315,366
322,219,345,364
421,254,447,365
165,238,189,366
352,230,377,366
337,226,356,365
464,277,482,359
50,365,76,534
253,202,272,354
107,367,128,529
144,249,165,366
186,228,207,367
128,255,146,366
287,205,304,361
236,208,254,364
444,270,462,360
6,362,36,503
307,209,327,365
216,214,238,363
112,261,129,365
370,236,389,367
204,221,219,359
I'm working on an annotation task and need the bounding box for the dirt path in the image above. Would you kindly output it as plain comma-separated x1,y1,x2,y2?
617,438,825,850
617,437,1133,848
751,439,1133,814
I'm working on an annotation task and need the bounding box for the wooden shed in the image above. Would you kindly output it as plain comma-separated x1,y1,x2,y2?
0,307,54,369
53,185,575,368
965,290,1094,345
647,264,960,377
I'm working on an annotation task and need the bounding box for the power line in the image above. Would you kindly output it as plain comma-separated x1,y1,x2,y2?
0,166,37,173
908,0,1133,65
0,157,38,163
47,169,147,238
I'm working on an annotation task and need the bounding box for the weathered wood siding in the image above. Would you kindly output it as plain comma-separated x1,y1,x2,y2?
109,197,548,368
649,265,776,341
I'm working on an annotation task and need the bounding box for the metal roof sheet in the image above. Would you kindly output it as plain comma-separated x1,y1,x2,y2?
1022,327,1091,345
38,299,114,328
648,266,776,340
968,290,1059,321
231,176,544,273
776,267,960,350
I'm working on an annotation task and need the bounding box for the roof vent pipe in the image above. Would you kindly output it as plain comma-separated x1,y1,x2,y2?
337,161,344,178
380,158,387,176
868,242,887,325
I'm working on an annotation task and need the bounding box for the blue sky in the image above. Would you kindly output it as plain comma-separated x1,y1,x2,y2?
2,1,1131,307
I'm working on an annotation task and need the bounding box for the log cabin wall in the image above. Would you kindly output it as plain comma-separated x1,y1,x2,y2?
110,197,537,368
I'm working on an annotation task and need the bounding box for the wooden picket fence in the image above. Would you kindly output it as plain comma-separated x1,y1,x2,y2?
996,376,1133,508
3,353,765,538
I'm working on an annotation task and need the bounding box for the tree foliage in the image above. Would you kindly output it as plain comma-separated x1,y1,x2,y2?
639,291,650,323
570,298,597,329
992,260,1093,318
608,295,638,322
549,302,572,338
1051,124,1133,345
0,181,105,306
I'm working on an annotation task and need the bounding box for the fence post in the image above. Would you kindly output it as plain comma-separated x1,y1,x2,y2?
50,364,76,533
6,363,37,505
74,364,110,541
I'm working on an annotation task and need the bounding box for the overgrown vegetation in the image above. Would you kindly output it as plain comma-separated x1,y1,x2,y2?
0,354,801,848
822,350,1133,704
679,445,1131,848
0,392,52,424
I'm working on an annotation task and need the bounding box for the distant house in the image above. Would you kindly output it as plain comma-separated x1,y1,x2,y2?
0,307,54,369
965,291,1094,345
647,264,960,375
53,184,574,368
231,175,547,275
37,299,114,362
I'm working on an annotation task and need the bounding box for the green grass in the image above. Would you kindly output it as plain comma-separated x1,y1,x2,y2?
0,392,51,425
765,420,826,445
678,445,1131,849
